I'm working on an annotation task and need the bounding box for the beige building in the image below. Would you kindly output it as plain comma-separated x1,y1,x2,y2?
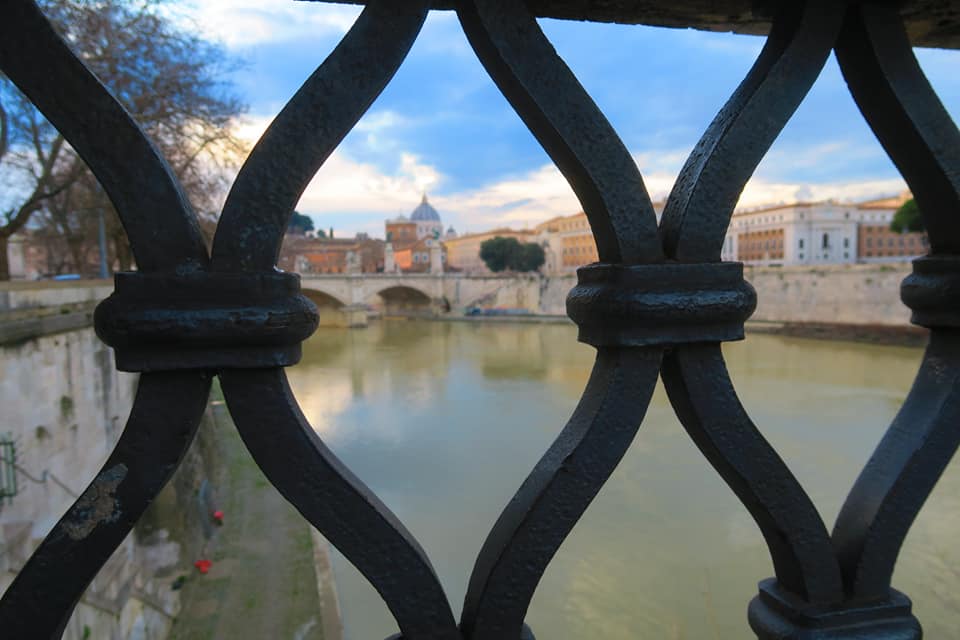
538,204,665,274
721,192,925,266
443,228,534,274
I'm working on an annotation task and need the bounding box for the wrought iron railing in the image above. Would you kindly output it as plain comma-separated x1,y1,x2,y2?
1,0,959,638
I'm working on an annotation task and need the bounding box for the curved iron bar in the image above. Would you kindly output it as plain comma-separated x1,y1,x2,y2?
658,0,847,605
455,0,662,266
218,369,459,640
0,3,215,636
0,372,212,639
209,3,458,636
454,2,667,636
459,348,663,640
659,0,845,263
833,3,960,257
661,346,844,604
0,0,209,273
833,332,960,601
832,2,960,602
212,0,430,272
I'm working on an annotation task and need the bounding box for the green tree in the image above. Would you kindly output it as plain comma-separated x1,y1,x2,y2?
1,0,246,278
480,236,519,272
480,236,546,273
289,211,315,235
890,198,923,233
515,242,545,272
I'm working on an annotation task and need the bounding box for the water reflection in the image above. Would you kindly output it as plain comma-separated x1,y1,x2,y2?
285,321,959,639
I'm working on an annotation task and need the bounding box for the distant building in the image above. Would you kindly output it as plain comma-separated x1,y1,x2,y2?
442,228,534,274
281,235,385,274
533,216,565,274
383,195,451,274
410,194,444,240
393,237,447,273
385,217,418,245
3,228,113,279
537,204,665,274
720,192,926,265
856,194,929,262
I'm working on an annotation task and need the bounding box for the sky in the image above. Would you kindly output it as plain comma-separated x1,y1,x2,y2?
181,1,960,239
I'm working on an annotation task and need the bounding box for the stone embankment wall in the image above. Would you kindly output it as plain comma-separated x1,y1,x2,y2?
459,262,915,327
0,280,112,343
0,284,224,640
744,263,912,326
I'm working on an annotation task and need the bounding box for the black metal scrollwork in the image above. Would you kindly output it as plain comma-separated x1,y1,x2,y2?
0,2,213,637
1,0,958,638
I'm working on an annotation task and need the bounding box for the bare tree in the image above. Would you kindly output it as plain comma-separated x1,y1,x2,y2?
0,0,246,279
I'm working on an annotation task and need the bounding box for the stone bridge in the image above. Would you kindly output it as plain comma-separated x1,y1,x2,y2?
299,273,555,326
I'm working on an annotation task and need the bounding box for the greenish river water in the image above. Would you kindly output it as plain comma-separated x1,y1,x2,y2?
286,320,960,639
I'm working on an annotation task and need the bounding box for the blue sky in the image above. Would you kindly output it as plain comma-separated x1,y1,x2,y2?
184,2,960,238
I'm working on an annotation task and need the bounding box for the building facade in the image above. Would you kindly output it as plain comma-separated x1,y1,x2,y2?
281,235,385,274
535,205,665,274
382,195,454,274
393,237,447,273
720,193,926,266
385,218,418,245
442,228,534,274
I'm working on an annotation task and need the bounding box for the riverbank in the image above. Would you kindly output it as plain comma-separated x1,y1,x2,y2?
168,398,341,640
406,314,930,347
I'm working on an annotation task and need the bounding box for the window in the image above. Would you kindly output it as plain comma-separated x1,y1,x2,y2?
867,238,873,247
843,238,850,248
844,252,849,259
799,253,804,260
822,233,830,249
799,239,805,249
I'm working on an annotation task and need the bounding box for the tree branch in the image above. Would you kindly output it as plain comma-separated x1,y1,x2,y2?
0,97,8,163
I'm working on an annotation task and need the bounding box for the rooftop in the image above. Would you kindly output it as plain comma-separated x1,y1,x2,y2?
410,194,442,222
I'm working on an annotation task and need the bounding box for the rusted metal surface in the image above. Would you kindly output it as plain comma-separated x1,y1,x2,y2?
1,0,959,638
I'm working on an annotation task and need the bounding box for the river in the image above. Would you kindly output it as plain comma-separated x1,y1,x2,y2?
285,320,960,639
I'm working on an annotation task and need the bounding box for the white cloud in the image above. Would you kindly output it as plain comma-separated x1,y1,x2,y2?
354,110,411,134
737,177,906,210
297,151,442,216
174,0,361,48
436,164,579,232
229,116,907,237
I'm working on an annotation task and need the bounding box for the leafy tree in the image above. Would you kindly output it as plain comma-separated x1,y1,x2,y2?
289,211,315,235
890,198,923,233
516,242,545,272
480,236,546,272
480,236,519,272
1,0,247,278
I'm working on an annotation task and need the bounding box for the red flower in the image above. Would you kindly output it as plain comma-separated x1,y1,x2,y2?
194,559,213,574
212,510,224,525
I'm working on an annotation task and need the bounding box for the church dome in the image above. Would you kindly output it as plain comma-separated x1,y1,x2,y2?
410,194,441,222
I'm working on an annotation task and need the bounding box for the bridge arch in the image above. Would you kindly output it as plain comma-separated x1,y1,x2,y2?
302,287,350,327
372,285,439,316
302,287,347,308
